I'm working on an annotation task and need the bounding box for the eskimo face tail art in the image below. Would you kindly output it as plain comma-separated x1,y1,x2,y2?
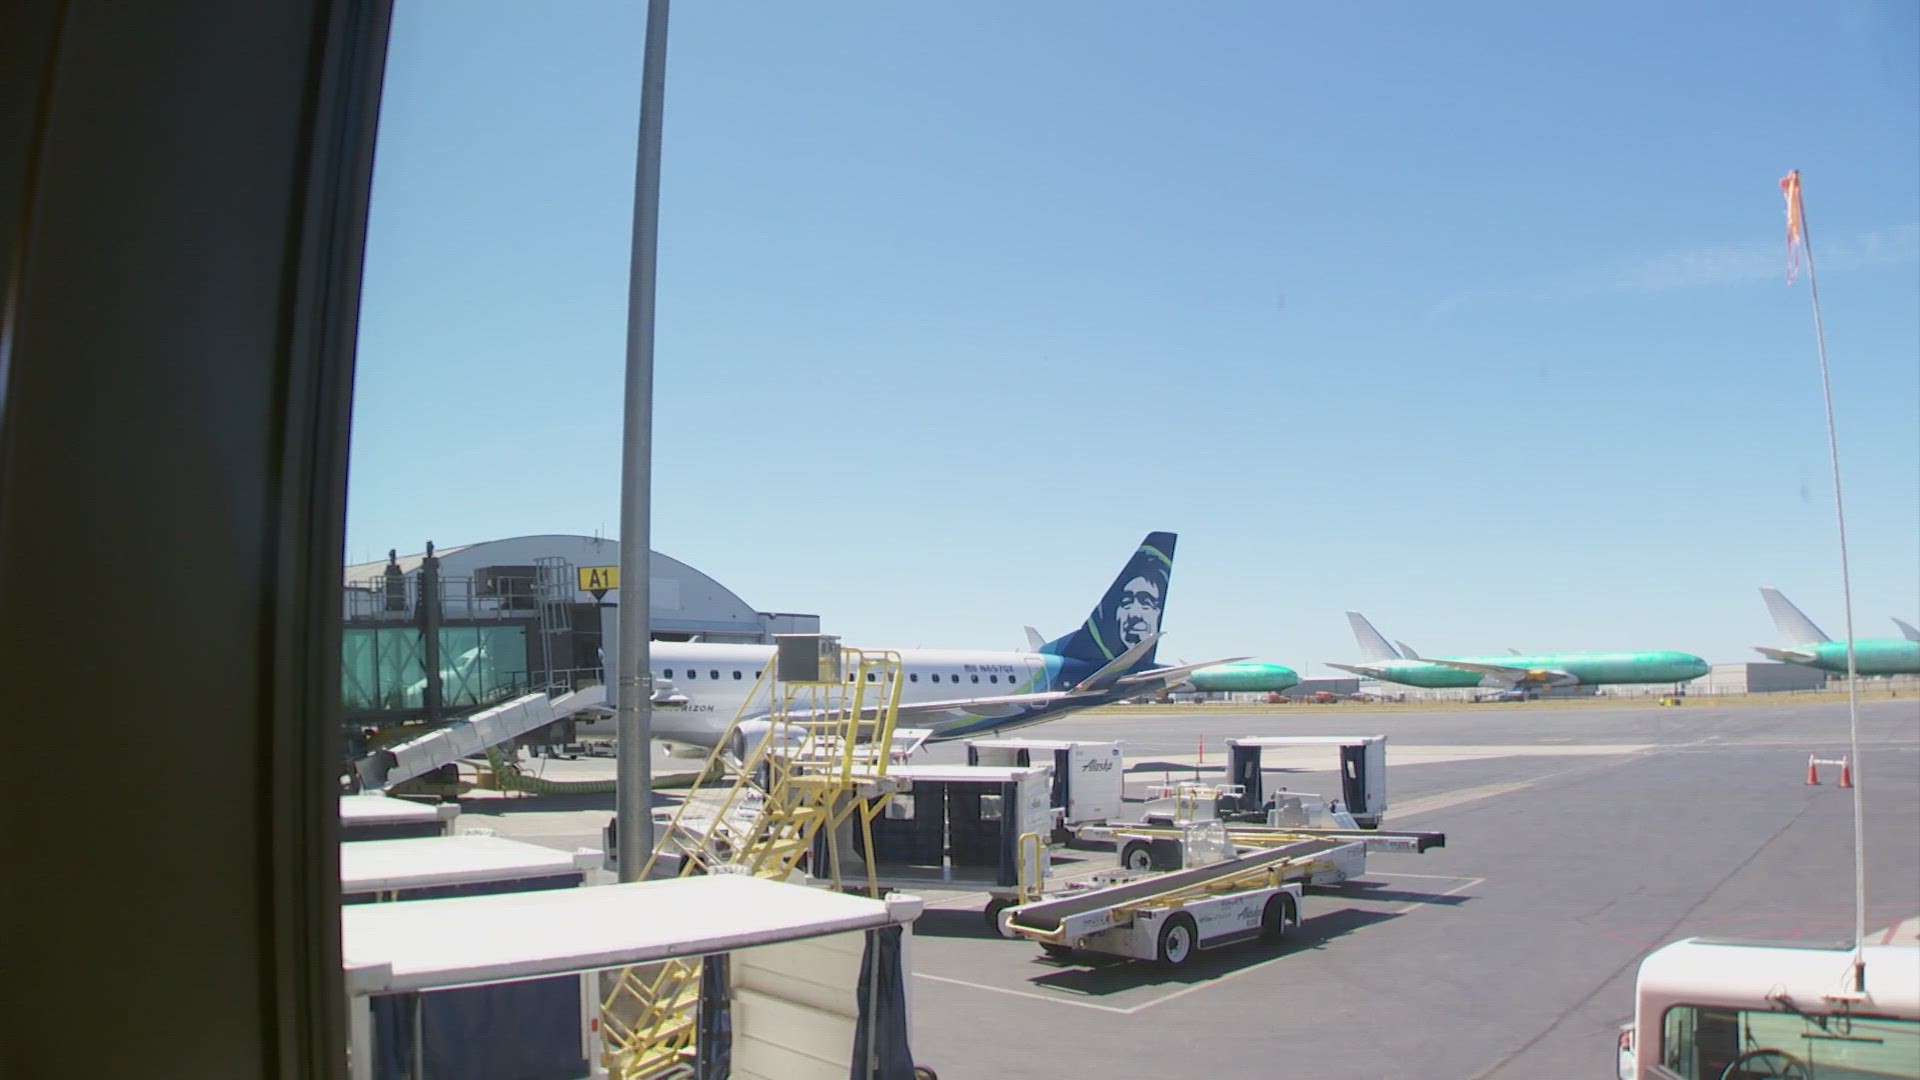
1039,532,1176,669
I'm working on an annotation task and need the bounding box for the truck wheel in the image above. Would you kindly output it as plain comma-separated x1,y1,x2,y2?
1156,914,1197,968
1262,894,1296,941
983,897,1014,937
1121,840,1155,872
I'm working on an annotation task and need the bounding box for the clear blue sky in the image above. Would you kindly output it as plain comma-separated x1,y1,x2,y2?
349,0,1919,670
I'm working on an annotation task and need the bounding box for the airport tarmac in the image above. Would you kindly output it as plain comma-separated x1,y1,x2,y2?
460,697,1920,1078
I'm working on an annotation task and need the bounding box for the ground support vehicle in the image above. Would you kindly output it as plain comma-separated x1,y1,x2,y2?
1615,918,1918,1079
1001,828,1365,967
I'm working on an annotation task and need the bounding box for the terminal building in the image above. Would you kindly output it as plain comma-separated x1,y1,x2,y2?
340,534,817,725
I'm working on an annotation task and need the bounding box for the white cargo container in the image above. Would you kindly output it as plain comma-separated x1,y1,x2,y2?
963,738,1125,827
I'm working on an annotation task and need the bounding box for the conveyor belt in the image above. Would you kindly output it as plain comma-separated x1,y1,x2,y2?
1009,837,1348,933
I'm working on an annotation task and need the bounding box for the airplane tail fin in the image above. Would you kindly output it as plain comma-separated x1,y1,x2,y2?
1895,617,1920,643
1346,611,1402,662
1395,641,1422,661
1040,532,1176,670
1761,587,1830,645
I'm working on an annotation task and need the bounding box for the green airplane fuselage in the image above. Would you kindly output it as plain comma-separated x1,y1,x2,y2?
1779,639,1920,676
1358,650,1709,689
1187,661,1300,693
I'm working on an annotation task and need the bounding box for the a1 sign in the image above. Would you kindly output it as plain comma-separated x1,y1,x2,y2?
577,565,619,599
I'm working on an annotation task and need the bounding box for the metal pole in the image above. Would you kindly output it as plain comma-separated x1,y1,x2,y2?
1793,177,1868,990
617,0,671,881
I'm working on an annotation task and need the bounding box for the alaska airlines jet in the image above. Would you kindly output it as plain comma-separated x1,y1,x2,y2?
1328,611,1709,690
1752,587,1920,675
638,533,1244,755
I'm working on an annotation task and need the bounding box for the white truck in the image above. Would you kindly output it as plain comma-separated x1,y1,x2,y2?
1615,919,1918,1079
1002,823,1365,967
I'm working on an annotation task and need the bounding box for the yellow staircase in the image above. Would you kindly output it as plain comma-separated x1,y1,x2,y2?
599,644,906,1079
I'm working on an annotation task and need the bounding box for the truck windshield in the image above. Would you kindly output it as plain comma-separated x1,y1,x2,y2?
1660,1004,1920,1079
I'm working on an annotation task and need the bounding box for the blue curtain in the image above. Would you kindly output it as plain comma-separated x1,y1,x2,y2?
849,927,915,1080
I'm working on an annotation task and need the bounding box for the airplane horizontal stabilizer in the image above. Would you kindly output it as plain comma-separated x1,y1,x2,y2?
1895,618,1920,643
1325,662,1385,679
1754,645,1819,665
1115,656,1254,691
1070,632,1163,694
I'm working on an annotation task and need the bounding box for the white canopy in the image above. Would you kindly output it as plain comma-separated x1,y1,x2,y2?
343,876,923,995
339,794,457,826
340,835,585,893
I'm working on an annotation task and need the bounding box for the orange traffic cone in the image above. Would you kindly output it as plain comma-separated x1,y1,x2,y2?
1806,754,1821,785
1839,757,1853,789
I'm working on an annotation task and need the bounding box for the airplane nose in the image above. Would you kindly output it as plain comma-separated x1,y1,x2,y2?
1688,656,1710,677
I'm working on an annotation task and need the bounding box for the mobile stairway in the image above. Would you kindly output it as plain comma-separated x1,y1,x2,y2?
598,635,910,1080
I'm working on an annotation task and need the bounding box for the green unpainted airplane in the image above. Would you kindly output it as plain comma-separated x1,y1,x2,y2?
1753,587,1920,675
1022,628,1299,693
1327,611,1710,691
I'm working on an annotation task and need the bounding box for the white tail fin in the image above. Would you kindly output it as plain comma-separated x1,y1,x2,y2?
1023,625,1046,652
1346,612,1402,662
1761,587,1831,645
1395,640,1422,661
1894,618,1920,643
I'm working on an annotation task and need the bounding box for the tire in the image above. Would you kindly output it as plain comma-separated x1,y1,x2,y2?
1040,943,1074,959
1121,840,1155,872
913,1067,939,1080
984,897,1014,937
1262,894,1296,941
1156,914,1197,968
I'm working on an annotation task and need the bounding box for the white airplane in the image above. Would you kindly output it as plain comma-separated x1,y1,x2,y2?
624,532,1242,757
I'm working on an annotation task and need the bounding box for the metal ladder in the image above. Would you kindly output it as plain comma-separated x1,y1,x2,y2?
598,647,906,1079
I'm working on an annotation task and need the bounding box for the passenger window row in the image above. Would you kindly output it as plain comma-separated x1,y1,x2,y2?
657,669,747,681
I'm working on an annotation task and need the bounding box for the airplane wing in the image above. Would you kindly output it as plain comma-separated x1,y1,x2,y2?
1420,657,1571,686
1895,618,1920,643
777,689,1082,726
1754,645,1819,665
1023,625,1047,651
1114,656,1254,690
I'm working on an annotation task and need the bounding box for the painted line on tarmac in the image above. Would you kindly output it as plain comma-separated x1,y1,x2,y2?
1388,875,1484,916
912,972,1136,1015
1389,738,1715,822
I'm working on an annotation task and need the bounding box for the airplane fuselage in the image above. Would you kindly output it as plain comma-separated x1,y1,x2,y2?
641,642,1130,749
1347,650,1710,690
1759,639,1920,676
1185,661,1300,693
